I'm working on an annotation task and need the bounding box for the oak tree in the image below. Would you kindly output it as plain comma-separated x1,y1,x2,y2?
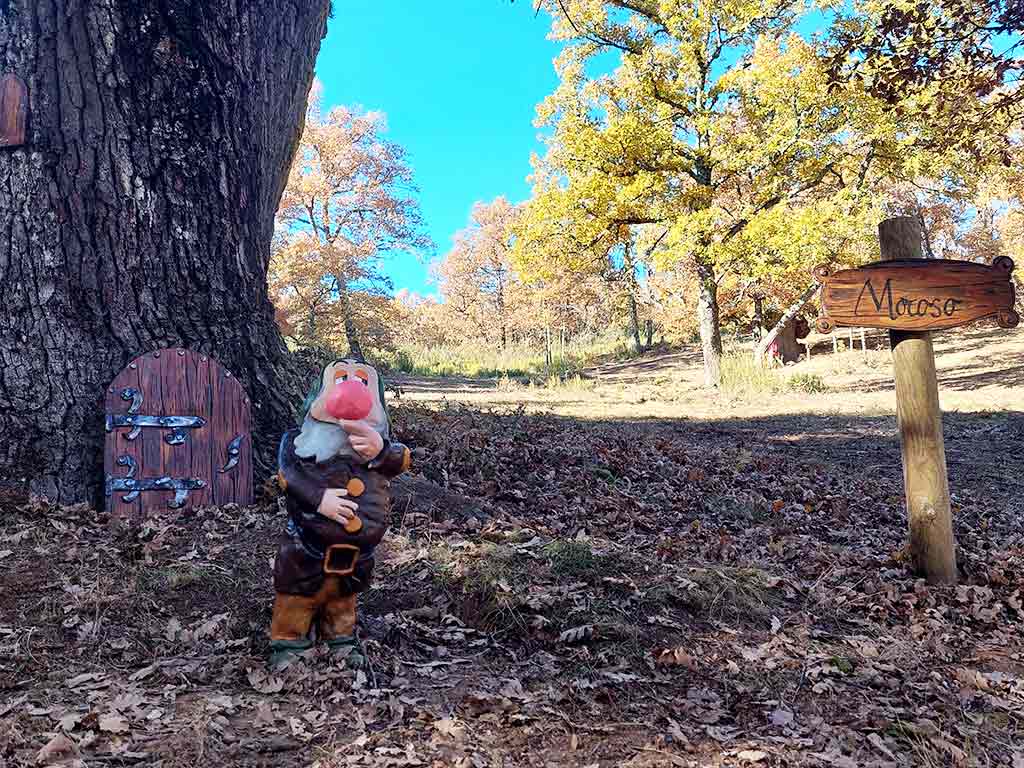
0,1,330,503
270,96,430,361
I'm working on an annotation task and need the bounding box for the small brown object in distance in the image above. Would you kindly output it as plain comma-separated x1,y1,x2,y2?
0,74,27,148
815,256,1018,334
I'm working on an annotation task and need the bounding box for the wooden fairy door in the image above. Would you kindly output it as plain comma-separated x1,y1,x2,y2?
104,349,252,519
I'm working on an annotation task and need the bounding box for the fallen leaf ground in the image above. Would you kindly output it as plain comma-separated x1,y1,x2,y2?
2,331,1023,767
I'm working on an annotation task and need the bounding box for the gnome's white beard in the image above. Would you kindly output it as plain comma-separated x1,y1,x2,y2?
293,417,351,463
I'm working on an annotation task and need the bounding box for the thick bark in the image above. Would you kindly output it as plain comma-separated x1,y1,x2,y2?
775,322,801,363
695,260,722,388
0,1,330,504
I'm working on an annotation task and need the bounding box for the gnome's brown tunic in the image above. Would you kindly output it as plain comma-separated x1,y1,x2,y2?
274,430,409,596
268,358,411,666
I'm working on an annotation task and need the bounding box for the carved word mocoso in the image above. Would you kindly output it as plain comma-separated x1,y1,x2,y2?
857,279,964,321
815,257,1019,334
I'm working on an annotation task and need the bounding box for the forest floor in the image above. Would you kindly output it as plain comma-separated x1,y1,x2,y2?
2,325,1023,768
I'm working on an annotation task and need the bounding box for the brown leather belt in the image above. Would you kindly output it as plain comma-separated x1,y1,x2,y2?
323,544,360,576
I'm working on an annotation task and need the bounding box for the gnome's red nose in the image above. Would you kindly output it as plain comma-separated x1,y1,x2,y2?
325,379,373,421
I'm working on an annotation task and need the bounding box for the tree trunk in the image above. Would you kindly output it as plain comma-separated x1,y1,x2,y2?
336,280,365,361
752,294,765,340
756,283,820,363
775,322,801,363
695,260,723,387
344,314,365,361
494,283,507,350
0,0,330,505
644,318,654,349
623,241,643,354
627,291,643,355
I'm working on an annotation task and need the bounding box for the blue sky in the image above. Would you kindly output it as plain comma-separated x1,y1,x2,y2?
314,1,562,297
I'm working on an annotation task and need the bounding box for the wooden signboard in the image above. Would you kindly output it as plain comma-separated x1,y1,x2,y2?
812,218,1022,585
815,257,1019,334
104,349,252,520
0,74,27,149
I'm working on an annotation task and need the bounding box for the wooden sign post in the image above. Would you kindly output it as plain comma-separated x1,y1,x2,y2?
814,217,1019,585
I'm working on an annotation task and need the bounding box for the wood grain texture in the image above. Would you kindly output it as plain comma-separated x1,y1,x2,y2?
877,216,957,585
104,348,252,522
0,73,27,148
891,329,957,583
816,256,1018,333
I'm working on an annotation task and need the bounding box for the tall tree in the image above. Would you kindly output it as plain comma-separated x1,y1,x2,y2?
527,2,874,385
0,1,330,504
271,98,429,360
435,198,520,349
527,0,1018,384
512,182,658,356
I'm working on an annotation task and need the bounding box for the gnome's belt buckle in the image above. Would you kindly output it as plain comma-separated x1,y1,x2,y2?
323,544,360,576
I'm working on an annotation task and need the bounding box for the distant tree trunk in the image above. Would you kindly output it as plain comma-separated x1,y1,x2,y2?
915,203,937,259
623,241,644,355
627,293,643,355
495,284,508,350
336,281,365,361
644,319,654,349
696,260,723,387
0,0,330,504
344,316,365,361
775,322,801,363
756,283,820,364
752,294,766,340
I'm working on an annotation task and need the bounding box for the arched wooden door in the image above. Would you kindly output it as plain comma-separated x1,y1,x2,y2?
104,349,252,519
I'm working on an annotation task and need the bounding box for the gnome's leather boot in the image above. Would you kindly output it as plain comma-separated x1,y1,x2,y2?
326,635,368,669
320,592,367,669
269,592,317,668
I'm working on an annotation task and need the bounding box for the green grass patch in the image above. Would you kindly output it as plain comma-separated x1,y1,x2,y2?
720,353,786,397
426,543,534,634
544,539,605,580
720,353,830,397
787,372,829,393
674,566,781,625
383,333,637,381
137,565,215,592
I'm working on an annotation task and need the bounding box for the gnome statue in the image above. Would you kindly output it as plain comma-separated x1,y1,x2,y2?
270,359,410,668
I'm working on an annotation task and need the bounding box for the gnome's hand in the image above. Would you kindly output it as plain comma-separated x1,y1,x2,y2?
318,489,358,525
340,420,384,462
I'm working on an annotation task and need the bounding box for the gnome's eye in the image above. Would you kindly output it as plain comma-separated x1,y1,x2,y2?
334,373,348,384
355,369,369,386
